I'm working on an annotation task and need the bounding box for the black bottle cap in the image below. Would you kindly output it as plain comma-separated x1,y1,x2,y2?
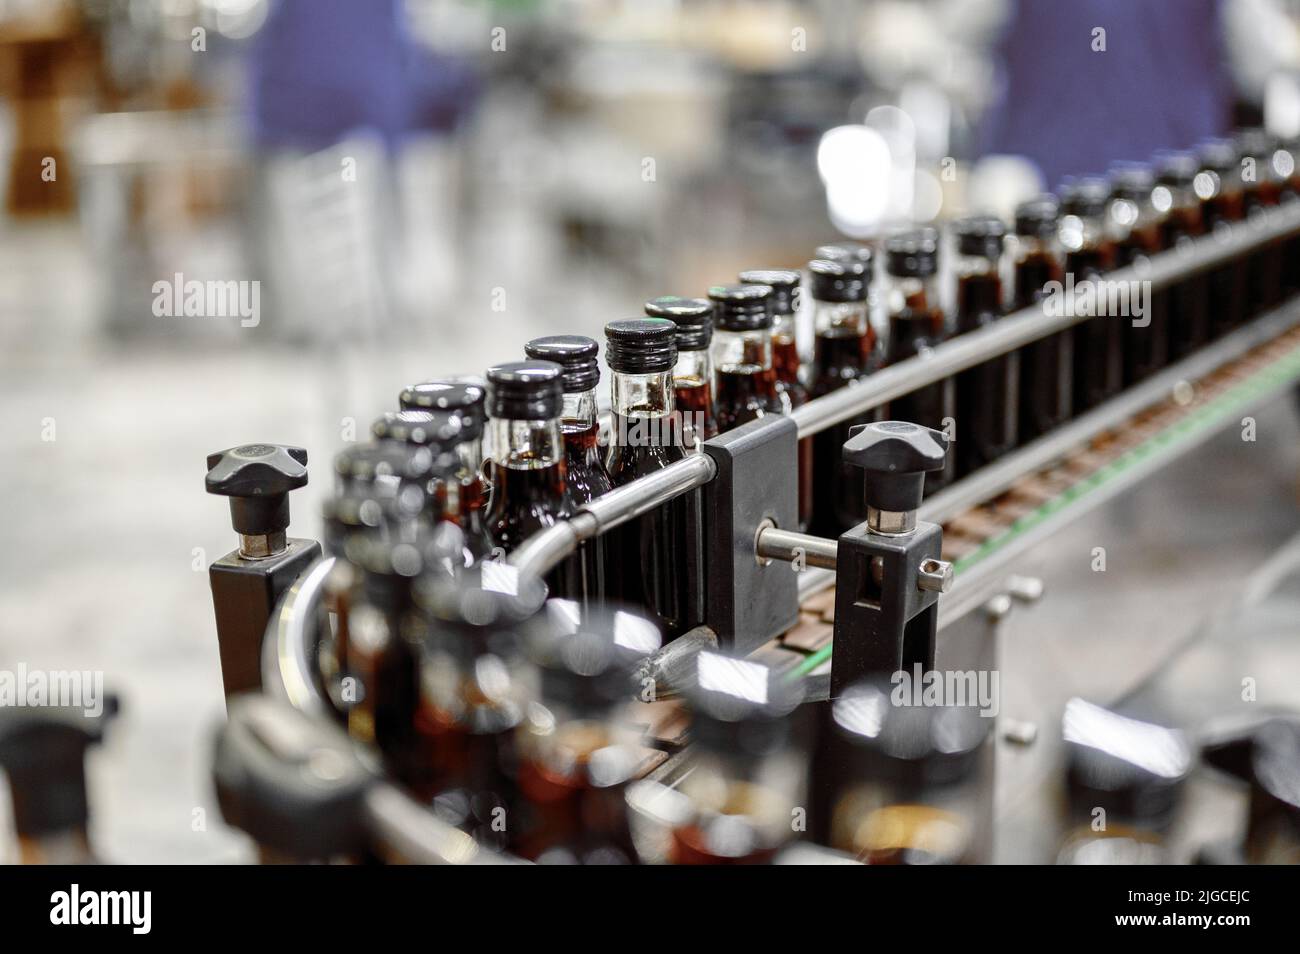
843,421,949,513
685,652,805,757
205,443,309,537
952,214,1006,260
0,699,118,838
530,600,662,713
333,441,436,491
1108,160,1156,200
814,241,874,269
644,296,713,351
831,679,989,788
371,409,464,448
1013,195,1061,238
523,335,601,394
1154,149,1200,188
884,228,939,277
708,283,773,332
1059,176,1112,219
1063,698,1190,830
486,360,564,421
739,269,801,315
604,317,678,374
399,378,486,442
213,695,374,859
807,257,868,303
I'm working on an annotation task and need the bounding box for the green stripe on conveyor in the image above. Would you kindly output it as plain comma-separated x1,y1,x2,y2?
789,339,1300,680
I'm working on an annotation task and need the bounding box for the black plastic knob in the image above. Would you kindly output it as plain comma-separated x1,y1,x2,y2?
842,421,948,513
0,698,119,838
212,695,375,859
205,444,309,536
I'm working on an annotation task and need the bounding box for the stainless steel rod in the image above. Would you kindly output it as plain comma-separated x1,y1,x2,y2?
509,452,716,581
755,526,839,570
790,202,1300,440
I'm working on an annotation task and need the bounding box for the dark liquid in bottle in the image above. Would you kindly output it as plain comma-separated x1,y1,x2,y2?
774,331,814,531
437,472,493,565
1243,182,1285,314
954,272,1016,477
605,412,703,640
1203,190,1248,336
887,303,953,495
715,365,781,432
1160,206,1210,358
810,325,874,536
1114,223,1169,384
1015,251,1073,441
1065,244,1122,413
560,420,612,608
674,374,718,446
514,757,638,863
486,459,590,599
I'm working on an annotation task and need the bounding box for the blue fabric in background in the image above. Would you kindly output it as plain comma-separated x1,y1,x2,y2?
981,0,1233,185
246,0,479,152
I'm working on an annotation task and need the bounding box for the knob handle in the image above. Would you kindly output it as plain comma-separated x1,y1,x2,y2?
212,696,374,859
842,421,948,513
205,444,308,536
0,697,119,838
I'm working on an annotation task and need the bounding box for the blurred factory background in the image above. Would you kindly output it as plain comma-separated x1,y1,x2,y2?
2,0,1300,862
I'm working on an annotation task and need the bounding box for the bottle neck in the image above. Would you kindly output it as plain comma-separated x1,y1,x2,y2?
457,437,483,478
561,388,599,429
885,274,939,317
610,369,674,418
771,309,796,340
489,417,563,470
812,298,868,337
674,347,711,384
712,327,772,374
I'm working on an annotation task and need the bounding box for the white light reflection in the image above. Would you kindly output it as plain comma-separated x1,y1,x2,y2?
1062,697,1191,780
696,651,769,705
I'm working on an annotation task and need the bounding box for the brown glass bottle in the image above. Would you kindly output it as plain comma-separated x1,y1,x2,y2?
1060,177,1121,414
603,318,703,640
1197,138,1250,337
740,268,814,530
400,378,493,565
1154,150,1211,359
1107,162,1169,385
483,361,592,601
883,228,953,495
806,254,874,536
1013,196,1073,442
951,215,1016,478
524,336,613,610
707,283,783,432
645,296,718,449
1236,128,1286,314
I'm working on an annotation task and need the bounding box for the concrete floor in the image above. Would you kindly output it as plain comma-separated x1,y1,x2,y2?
1,219,1298,862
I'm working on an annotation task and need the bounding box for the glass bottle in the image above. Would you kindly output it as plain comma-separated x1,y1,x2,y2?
814,241,882,370
1107,161,1169,384
513,601,660,863
483,361,590,601
1153,150,1210,358
950,214,1017,478
1012,196,1073,442
806,254,873,536
821,681,990,864
883,228,954,495
740,268,814,531
1235,128,1286,313
603,317,704,640
1196,137,1249,336
1060,176,1121,413
400,378,492,563
664,653,806,864
707,283,783,432
645,296,717,449
523,335,613,609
